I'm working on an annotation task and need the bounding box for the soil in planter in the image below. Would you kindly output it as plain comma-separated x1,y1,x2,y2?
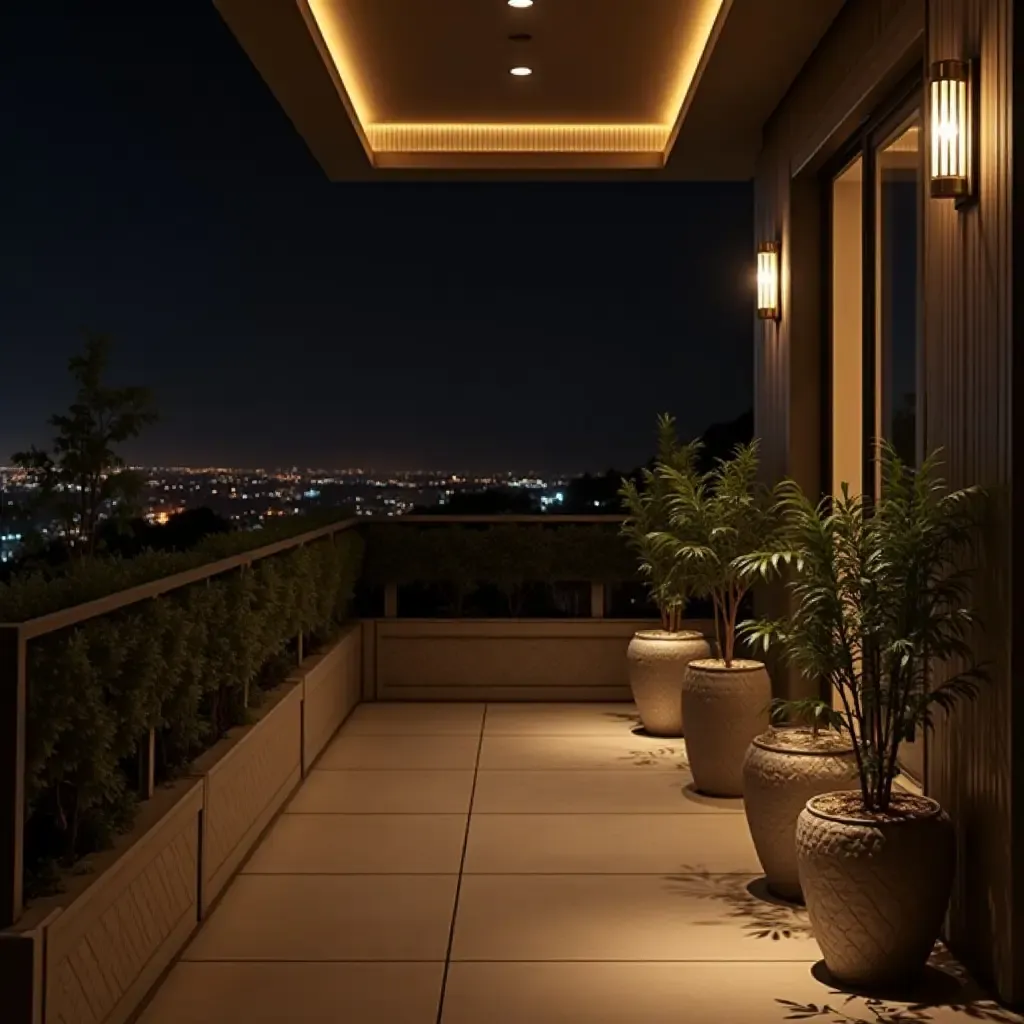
759,727,852,753
813,791,937,822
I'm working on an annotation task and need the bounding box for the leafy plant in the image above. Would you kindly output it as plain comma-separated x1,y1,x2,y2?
619,414,700,632
738,444,985,812
650,439,782,664
21,529,364,893
13,335,158,558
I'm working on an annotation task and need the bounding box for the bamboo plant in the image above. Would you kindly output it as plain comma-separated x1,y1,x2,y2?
738,444,986,812
619,414,699,633
650,440,782,666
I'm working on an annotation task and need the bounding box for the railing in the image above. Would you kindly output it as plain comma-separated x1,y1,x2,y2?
0,512,644,928
0,516,360,927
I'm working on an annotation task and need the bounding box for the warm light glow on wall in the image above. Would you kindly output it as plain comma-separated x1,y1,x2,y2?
757,242,780,321
929,59,973,202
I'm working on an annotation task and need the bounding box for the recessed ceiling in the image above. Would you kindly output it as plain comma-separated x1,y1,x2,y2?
213,0,846,179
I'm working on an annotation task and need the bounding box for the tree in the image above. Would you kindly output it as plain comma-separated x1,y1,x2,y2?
619,414,701,633
13,335,157,558
738,444,986,811
650,440,783,664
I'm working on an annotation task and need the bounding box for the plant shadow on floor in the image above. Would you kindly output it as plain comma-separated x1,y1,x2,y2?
619,745,689,769
773,946,1024,1022
602,710,643,728
664,869,814,940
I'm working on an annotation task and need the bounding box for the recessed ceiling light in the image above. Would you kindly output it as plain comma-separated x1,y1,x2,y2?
509,66,533,76
508,0,534,7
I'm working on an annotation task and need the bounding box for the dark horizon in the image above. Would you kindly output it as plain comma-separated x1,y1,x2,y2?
2,0,755,475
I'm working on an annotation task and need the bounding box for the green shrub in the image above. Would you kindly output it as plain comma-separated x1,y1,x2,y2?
17,524,363,895
360,523,637,601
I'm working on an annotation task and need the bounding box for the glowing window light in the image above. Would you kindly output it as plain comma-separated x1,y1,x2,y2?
929,59,973,202
756,241,780,321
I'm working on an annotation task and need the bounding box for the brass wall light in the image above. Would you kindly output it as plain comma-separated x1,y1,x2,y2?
929,59,975,204
757,241,780,321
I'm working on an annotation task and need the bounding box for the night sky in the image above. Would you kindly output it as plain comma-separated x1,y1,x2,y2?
3,0,754,473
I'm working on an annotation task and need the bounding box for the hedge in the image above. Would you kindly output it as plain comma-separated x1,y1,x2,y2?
12,518,638,893
361,523,639,592
17,525,363,895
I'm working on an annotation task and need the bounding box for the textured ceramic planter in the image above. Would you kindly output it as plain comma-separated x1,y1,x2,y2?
742,729,858,901
682,659,771,796
626,630,711,737
796,791,955,988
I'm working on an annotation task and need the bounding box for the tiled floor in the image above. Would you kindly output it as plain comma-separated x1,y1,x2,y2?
140,703,1021,1024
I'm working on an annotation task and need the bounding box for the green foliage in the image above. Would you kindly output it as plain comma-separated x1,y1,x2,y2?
13,335,158,557
650,440,783,664
360,522,637,610
0,509,353,623
21,529,363,892
738,444,986,812
619,414,700,632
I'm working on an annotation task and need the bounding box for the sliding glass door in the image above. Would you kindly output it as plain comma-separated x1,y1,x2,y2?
825,81,925,782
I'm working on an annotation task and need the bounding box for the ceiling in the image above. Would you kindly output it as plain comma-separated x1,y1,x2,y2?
214,0,846,179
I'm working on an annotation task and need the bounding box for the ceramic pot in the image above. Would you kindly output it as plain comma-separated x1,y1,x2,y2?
682,659,771,796
742,729,858,900
626,631,711,736
796,791,955,988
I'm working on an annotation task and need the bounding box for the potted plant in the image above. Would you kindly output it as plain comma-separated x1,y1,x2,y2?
740,704,858,902
741,444,985,988
619,415,710,736
651,440,781,796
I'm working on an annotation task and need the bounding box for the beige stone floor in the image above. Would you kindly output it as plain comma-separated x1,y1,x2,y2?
140,703,1021,1024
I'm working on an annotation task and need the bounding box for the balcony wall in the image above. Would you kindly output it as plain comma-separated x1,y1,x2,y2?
369,618,658,702
754,0,1023,1002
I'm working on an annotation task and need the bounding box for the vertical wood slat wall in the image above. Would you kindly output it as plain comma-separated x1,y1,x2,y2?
753,0,1021,1003
924,0,1020,1004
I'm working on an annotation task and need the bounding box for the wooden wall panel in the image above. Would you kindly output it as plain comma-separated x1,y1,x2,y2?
923,0,1021,1004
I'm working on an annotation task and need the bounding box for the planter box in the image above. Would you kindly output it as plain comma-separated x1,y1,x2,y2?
44,779,202,1024
193,683,303,916
302,622,362,771
370,618,681,701
1,628,362,1024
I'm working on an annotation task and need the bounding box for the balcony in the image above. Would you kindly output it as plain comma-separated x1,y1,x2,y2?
0,518,1017,1024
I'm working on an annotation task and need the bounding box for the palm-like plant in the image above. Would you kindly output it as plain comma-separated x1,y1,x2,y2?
650,440,782,665
738,444,986,812
619,414,699,633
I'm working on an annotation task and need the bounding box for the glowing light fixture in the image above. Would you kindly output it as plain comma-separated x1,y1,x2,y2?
929,59,974,203
510,66,533,77
756,241,780,321
508,0,534,7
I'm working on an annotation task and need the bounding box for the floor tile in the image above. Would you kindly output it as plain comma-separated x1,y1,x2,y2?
140,963,443,1024
463,814,759,874
478,734,688,771
184,875,458,961
484,703,641,735
288,769,475,814
245,814,467,874
319,733,480,770
472,770,741,814
451,874,819,961
343,702,484,735
441,960,1023,1024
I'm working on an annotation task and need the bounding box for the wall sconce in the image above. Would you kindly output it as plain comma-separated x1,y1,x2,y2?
929,59,975,204
756,241,780,321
